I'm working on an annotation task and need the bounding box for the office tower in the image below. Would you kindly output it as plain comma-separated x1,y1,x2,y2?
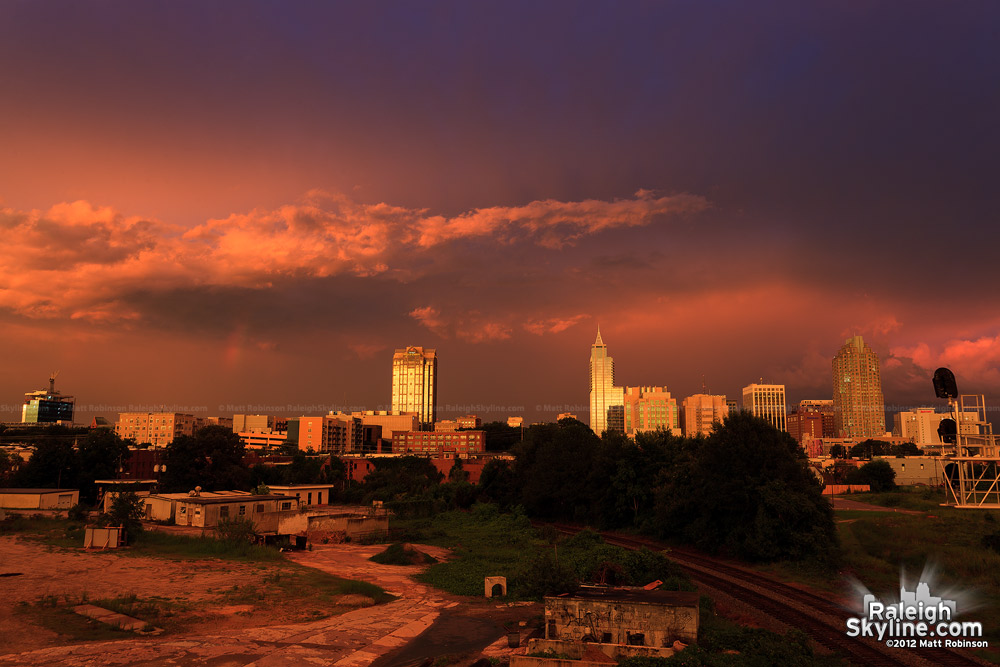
742,383,787,432
22,374,74,424
624,386,681,437
681,394,730,437
589,329,624,434
391,346,438,427
832,335,886,438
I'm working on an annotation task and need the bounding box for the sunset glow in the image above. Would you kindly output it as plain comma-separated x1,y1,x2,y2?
1,2,997,423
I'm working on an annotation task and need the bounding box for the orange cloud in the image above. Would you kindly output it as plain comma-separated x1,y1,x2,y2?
1,189,707,322
524,314,588,335
891,336,1000,388
408,306,449,336
414,190,709,249
409,306,511,343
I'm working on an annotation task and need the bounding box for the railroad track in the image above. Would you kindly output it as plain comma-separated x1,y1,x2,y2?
543,523,987,667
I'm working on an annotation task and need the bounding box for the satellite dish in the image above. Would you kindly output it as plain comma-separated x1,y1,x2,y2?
938,418,957,445
933,367,958,400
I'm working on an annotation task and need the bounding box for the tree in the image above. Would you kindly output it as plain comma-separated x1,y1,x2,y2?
889,442,923,457
848,459,897,492
76,430,131,504
447,458,469,483
361,456,443,501
320,455,347,492
285,450,323,484
602,430,677,530
517,419,602,522
102,487,144,543
652,412,838,562
479,421,523,451
0,449,18,486
829,444,846,459
476,458,518,508
849,439,892,459
15,439,78,489
161,425,248,492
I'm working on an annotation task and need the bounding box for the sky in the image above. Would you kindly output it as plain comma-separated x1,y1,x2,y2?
1,1,999,426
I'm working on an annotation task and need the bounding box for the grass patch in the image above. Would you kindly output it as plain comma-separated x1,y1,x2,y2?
401,506,547,597
223,562,395,611
127,529,284,562
90,592,190,632
762,491,1000,664
836,486,947,512
1,516,283,562
1,516,88,549
18,593,132,643
394,505,693,600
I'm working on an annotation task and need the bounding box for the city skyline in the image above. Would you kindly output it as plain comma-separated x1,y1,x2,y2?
1,3,998,425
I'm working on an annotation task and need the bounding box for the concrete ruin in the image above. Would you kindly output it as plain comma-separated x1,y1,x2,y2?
538,586,699,659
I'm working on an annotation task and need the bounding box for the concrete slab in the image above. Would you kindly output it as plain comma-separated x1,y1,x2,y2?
72,604,156,633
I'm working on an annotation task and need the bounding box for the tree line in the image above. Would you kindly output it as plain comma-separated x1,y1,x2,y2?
3,415,839,563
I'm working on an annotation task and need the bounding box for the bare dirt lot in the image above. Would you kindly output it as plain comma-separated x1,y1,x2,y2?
0,533,373,656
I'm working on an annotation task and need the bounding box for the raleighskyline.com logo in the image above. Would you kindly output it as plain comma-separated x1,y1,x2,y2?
846,581,986,649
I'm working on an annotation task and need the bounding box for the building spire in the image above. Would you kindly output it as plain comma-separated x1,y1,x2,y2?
595,326,604,346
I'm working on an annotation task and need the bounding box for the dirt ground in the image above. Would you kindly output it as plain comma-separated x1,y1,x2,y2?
0,534,370,656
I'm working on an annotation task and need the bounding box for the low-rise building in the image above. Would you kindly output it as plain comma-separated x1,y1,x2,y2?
255,506,389,542
237,430,289,450
786,399,835,444
268,484,334,507
876,456,945,486
174,493,291,528
392,430,485,457
116,412,198,447
0,488,79,510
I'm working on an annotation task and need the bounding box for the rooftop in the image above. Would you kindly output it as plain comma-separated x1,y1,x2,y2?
549,586,700,607
0,488,77,494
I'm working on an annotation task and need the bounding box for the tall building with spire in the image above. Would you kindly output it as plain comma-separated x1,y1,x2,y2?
832,335,885,438
391,346,437,427
589,329,624,435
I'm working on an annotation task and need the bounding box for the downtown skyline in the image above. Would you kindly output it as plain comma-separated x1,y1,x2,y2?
1,2,998,425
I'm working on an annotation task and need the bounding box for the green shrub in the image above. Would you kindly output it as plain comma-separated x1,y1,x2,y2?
67,504,89,522
216,517,257,544
512,551,577,598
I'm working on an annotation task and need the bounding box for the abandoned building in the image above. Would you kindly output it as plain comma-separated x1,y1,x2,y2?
172,493,290,527
541,586,699,657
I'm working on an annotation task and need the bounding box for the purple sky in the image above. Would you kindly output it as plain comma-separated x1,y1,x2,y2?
1,1,998,424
